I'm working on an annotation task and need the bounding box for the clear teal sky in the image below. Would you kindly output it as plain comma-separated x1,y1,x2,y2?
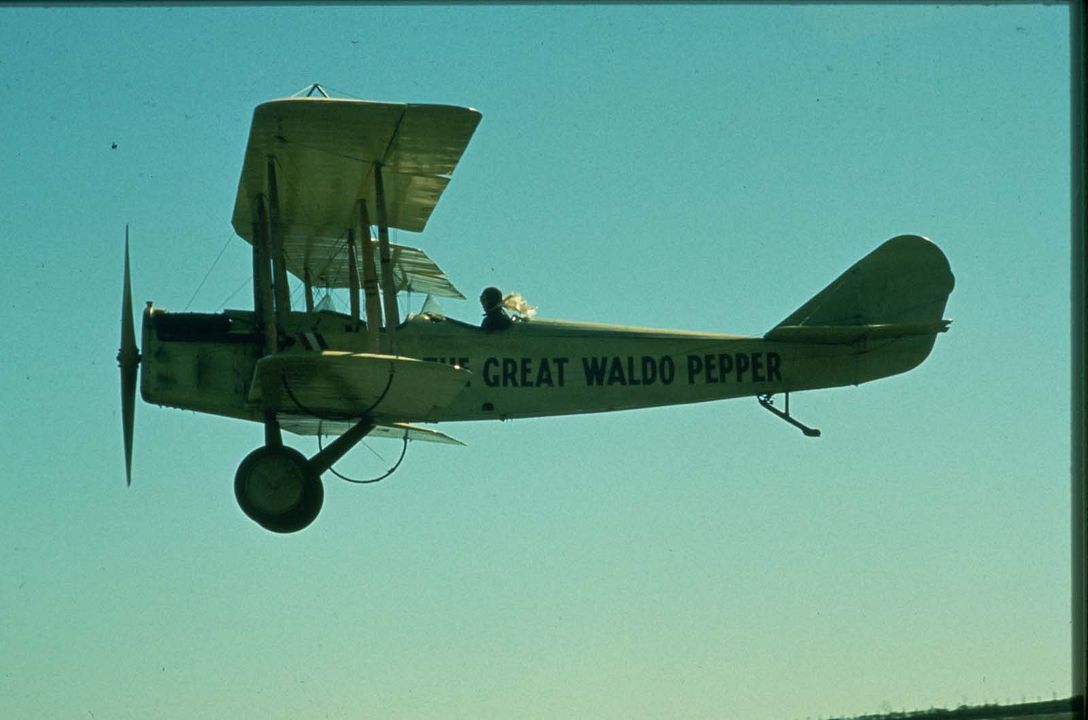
0,5,1072,719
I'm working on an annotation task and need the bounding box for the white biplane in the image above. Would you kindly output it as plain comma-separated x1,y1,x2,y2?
118,86,955,533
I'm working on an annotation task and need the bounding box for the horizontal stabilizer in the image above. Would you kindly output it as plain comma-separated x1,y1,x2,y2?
249,351,470,422
765,319,952,345
278,416,465,446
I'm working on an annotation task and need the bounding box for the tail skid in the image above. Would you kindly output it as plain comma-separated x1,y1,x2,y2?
758,393,821,437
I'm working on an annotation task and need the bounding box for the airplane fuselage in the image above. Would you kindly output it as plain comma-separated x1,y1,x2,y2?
141,306,935,426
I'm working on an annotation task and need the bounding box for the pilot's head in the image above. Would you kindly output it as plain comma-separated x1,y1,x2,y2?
480,286,503,313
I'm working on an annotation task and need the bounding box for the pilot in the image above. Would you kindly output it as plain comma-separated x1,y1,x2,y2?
480,286,512,331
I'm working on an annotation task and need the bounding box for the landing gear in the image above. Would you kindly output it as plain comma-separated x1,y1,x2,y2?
757,393,821,437
234,446,324,533
233,416,376,533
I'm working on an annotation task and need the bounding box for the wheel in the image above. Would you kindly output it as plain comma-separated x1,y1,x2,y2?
234,446,323,533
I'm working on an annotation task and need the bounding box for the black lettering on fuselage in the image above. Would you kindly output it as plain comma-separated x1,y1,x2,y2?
535,359,553,387
481,357,570,388
766,352,781,382
502,358,518,386
586,356,676,387
519,357,533,387
583,357,608,386
718,353,734,381
752,352,765,381
483,357,500,387
641,356,657,385
480,353,779,389
660,356,676,384
736,353,750,382
686,354,702,384
553,357,569,386
704,353,718,384
684,352,782,384
607,357,627,386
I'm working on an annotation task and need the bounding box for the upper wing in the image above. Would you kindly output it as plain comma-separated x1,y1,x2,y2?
230,97,481,297
248,351,471,423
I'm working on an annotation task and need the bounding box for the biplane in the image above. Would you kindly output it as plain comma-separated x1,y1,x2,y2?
118,86,955,533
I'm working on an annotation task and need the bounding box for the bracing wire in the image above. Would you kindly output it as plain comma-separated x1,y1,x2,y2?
280,366,395,423
318,427,409,485
217,277,252,312
288,276,306,308
322,85,366,101
278,367,407,483
185,232,238,310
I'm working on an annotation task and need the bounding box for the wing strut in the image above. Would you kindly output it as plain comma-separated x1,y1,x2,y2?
347,228,361,330
252,194,278,357
303,267,314,313
250,159,291,448
267,158,291,339
374,163,399,353
358,200,382,353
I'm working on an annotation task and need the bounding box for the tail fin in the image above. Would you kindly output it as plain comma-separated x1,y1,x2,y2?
765,235,955,382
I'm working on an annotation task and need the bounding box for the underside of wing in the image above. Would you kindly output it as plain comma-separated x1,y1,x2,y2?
248,351,471,423
304,237,464,299
277,416,465,446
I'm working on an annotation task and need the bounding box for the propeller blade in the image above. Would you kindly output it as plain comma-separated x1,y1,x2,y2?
118,226,140,486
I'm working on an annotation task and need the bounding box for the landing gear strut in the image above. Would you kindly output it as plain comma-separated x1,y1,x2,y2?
757,393,821,437
233,416,376,533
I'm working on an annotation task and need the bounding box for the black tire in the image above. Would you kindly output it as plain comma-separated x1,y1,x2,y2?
234,446,324,533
